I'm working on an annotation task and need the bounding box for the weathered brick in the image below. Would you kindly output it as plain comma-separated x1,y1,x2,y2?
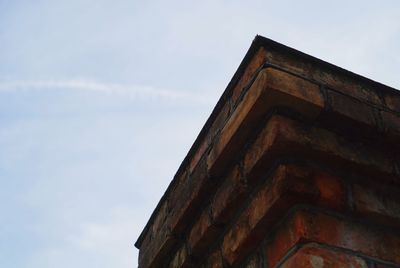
168,172,192,234
280,243,368,268
242,114,282,182
375,263,399,268
139,202,176,268
313,172,347,209
265,208,400,268
323,89,378,133
207,67,273,177
221,164,346,266
264,47,384,107
353,183,400,227
381,110,400,144
243,253,263,268
384,92,400,112
189,138,210,174
201,249,223,268
139,201,169,254
169,244,194,268
189,165,346,264
243,115,395,185
169,157,212,235
262,67,324,118
211,165,248,224
139,230,177,268
231,47,268,106
207,68,323,177
188,209,221,257
207,100,231,146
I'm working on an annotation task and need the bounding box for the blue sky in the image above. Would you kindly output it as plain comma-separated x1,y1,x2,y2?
0,1,399,267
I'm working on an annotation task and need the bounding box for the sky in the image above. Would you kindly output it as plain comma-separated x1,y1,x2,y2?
0,1,399,267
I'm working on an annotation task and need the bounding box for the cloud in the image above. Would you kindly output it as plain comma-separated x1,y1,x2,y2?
0,79,217,104
66,206,140,267
26,206,141,268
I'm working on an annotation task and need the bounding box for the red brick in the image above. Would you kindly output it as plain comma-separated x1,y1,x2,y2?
221,165,346,266
207,68,323,177
169,157,212,235
384,92,400,112
186,164,343,265
375,263,398,268
243,115,395,185
313,172,346,209
231,47,267,106
243,253,263,267
264,47,384,107
138,202,177,268
189,138,209,174
265,208,400,268
139,201,169,253
211,165,248,224
242,114,282,182
207,100,231,145
188,210,221,257
168,171,192,234
381,111,400,144
201,249,223,268
262,67,324,118
169,244,194,268
280,243,368,268
139,231,177,268
324,89,378,132
353,183,400,227
207,67,273,176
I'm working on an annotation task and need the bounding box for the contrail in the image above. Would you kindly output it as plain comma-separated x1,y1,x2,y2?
0,79,217,104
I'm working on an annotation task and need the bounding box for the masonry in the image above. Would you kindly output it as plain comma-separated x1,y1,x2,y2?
135,36,400,268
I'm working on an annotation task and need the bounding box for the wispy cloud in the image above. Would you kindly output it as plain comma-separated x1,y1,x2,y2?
27,206,141,268
0,79,217,104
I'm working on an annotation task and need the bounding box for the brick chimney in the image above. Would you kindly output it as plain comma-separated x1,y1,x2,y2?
135,36,400,268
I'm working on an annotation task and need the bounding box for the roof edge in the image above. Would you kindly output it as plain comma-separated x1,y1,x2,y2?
134,35,262,249
254,35,399,97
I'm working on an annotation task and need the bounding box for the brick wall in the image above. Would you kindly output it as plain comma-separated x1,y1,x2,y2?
135,36,400,268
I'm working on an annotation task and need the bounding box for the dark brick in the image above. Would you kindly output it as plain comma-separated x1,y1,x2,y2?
280,243,368,268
